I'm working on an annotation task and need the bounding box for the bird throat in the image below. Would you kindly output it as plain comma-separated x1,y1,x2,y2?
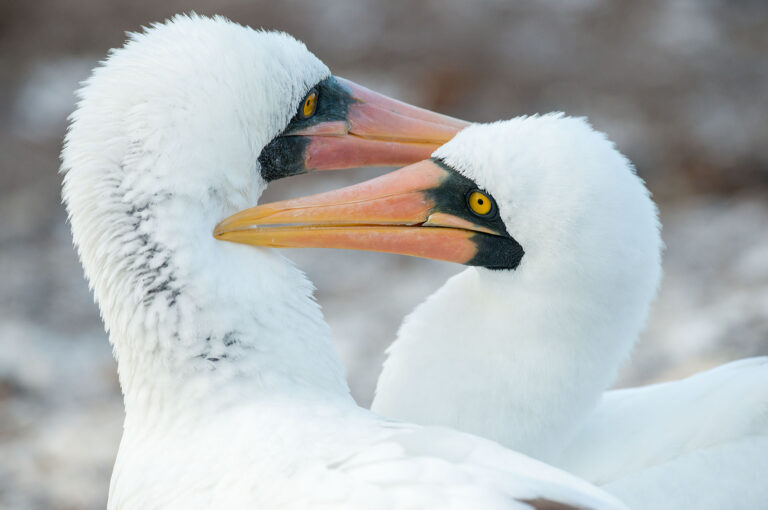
372,266,640,461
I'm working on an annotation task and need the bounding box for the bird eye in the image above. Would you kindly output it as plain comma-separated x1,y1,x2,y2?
467,190,493,216
300,89,318,119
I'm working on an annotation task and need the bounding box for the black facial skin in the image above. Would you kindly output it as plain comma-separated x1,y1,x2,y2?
429,158,525,271
258,76,355,182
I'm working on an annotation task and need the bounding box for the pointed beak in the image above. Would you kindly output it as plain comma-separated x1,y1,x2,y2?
215,159,523,268
258,77,469,180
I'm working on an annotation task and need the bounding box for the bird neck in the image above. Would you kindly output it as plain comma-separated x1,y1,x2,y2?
74,188,351,429
373,263,656,461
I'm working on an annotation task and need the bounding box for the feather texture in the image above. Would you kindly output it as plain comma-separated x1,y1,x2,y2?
373,117,768,508
61,16,626,510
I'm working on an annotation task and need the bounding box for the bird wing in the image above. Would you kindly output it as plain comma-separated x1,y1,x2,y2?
558,357,768,486
601,435,768,510
289,420,630,510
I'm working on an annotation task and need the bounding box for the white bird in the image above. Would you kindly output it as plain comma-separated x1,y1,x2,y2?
226,115,768,509
62,16,629,510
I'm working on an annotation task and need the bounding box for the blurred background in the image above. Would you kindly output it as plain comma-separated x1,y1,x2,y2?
1,0,767,508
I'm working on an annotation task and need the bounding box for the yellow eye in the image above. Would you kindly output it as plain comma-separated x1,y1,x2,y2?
468,190,493,216
301,90,318,118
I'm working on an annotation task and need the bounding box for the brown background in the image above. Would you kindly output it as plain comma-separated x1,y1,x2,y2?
1,1,767,508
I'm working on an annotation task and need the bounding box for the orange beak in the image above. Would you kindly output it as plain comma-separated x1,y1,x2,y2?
216,159,524,269
258,77,470,180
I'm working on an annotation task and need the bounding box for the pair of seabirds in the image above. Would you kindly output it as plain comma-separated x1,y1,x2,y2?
61,14,767,510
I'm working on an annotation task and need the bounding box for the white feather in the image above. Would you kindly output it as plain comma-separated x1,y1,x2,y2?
372,116,768,508
61,16,627,510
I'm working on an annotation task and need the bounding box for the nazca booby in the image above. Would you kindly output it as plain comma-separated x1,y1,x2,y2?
61,15,628,510
219,115,768,510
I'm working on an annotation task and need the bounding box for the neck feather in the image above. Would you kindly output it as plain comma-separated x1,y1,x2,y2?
372,263,657,460
64,168,350,429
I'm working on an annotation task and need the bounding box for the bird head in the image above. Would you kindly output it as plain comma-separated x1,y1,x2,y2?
216,114,662,289
63,14,466,215
61,14,467,340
